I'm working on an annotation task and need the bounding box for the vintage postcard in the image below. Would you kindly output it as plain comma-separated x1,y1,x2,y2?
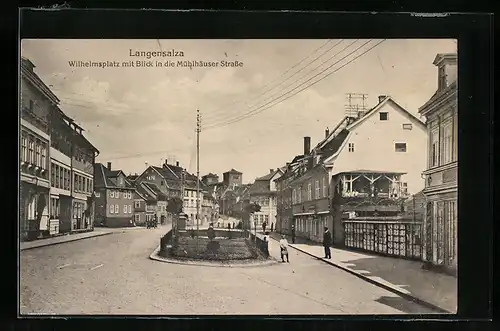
19,38,457,315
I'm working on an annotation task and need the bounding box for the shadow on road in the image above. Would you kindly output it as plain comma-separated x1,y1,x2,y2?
375,296,434,314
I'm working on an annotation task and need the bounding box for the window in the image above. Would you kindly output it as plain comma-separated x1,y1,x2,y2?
135,201,141,208
51,165,56,187
65,169,70,190
307,183,312,201
28,139,34,164
50,198,60,218
41,146,46,169
402,182,408,195
110,204,115,214
379,112,388,121
128,205,132,213
442,122,453,164
453,111,458,162
35,143,41,167
438,66,446,90
123,205,128,213
348,143,355,152
110,191,115,198
135,214,140,222
315,180,320,199
430,129,439,167
322,177,327,198
21,136,27,162
402,123,413,130
128,192,132,199
395,143,407,152
298,187,302,203
29,99,34,111
95,192,100,198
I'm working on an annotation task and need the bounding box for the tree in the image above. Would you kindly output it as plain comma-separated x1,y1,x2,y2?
167,197,183,214
244,202,261,214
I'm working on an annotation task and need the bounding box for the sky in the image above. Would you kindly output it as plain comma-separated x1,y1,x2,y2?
21,39,456,183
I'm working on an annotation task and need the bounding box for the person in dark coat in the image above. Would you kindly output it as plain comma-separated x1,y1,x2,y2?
262,221,267,234
270,222,274,232
323,227,332,259
291,224,296,244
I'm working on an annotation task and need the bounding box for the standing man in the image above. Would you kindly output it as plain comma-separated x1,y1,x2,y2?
323,226,332,259
291,224,296,244
270,222,274,233
262,221,267,234
279,235,289,263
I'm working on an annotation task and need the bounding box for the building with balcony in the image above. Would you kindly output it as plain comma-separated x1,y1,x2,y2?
94,162,136,227
20,57,56,240
249,168,285,230
418,53,458,275
280,95,427,246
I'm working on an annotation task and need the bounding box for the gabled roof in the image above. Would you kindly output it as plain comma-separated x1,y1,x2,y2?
224,168,242,174
94,163,135,189
255,169,279,181
142,182,168,201
419,80,457,114
134,190,147,201
135,183,158,202
346,96,426,131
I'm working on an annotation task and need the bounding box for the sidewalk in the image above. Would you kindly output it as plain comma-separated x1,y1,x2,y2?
20,228,115,251
269,232,457,313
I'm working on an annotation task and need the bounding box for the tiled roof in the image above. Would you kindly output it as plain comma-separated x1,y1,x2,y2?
224,168,242,174
94,163,134,189
136,183,158,202
142,182,168,200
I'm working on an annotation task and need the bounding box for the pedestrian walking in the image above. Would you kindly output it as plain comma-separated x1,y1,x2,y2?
270,222,274,232
262,221,267,234
279,235,289,263
323,226,332,259
291,224,296,244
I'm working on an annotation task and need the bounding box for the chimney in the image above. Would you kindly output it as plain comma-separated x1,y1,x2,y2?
325,127,330,138
270,169,274,174
378,95,387,103
176,161,179,167
163,159,168,167
107,162,111,170
303,136,311,155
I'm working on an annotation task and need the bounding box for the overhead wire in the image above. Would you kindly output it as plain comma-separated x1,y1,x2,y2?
203,39,334,119
204,39,358,125
203,40,385,130
203,39,342,120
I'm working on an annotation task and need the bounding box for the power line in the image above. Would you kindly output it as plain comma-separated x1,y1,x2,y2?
204,39,342,120
204,39,358,125
204,40,385,131
202,40,333,118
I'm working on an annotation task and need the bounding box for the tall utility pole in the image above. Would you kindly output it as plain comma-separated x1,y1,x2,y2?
179,168,185,236
196,109,201,251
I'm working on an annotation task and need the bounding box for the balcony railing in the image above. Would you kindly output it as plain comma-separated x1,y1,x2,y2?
343,220,423,260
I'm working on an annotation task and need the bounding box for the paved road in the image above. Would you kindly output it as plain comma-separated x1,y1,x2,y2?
20,225,435,315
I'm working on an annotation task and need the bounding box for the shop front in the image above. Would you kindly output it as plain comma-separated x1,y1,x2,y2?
20,178,50,241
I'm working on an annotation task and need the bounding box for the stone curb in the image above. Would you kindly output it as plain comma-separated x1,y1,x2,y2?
149,245,280,268
283,241,452,314
20,232,114,251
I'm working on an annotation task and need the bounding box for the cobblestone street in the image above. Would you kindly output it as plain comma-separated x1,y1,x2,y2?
20,226,436,315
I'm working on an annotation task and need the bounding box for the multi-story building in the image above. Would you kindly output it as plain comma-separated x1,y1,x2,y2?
135,160,181,223
134,181,164,225
418,53,458,275
222,168,242,187
249,168,285,230
284,95,428,245
49,108,99,234
94,162,136,227
132,190,147,226
20,57,53,240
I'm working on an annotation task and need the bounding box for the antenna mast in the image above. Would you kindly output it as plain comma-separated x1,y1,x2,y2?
345,93,369,120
